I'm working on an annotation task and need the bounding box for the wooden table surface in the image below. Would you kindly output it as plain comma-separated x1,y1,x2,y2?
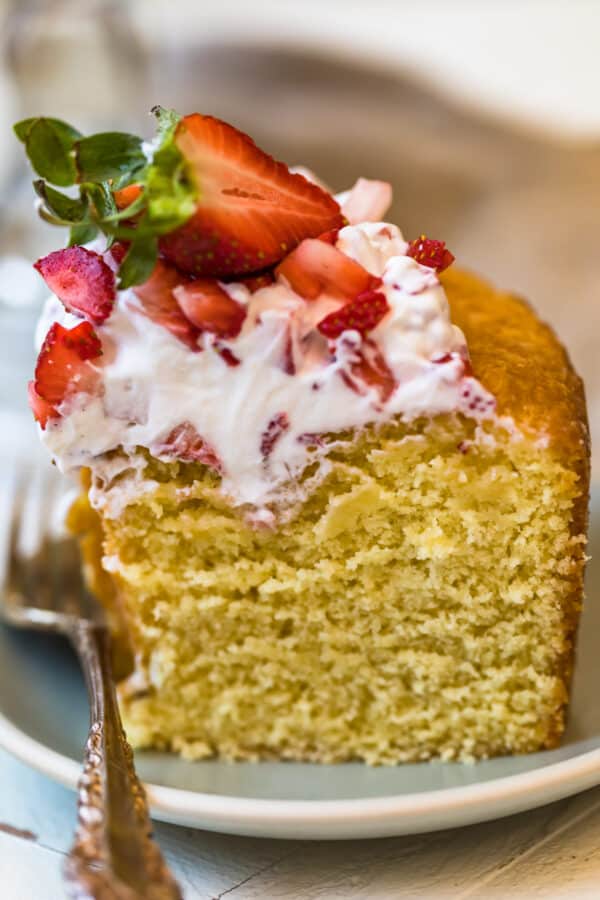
1,747,599,899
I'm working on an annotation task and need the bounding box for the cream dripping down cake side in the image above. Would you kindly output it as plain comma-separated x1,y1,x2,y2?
18,109,589,764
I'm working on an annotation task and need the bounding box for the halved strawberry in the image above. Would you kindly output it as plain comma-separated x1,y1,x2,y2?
133,260,200,350
158,115,343,277
275,239,379,300
173,280,246,338
34,246,116,325
317,290,389,339
341,178,392,225
31,321,102,427
406,235,455,272
156,422,222,472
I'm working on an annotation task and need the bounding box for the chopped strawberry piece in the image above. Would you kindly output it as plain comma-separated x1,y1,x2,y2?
214,344,241,367
406,235,455,272
281,329,295,376
157,422,222,472
341,339,396,403
28,381,57,429
317,290,389,339
34,247,116,325
133,260,200,350
341,178,392,225
159,114,343,277
31,321,102,426
260,412,290,458
275,239,379,300
174,280,246,338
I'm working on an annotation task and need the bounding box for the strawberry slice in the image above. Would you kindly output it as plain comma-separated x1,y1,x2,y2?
158,114,343,277
317,290,389,339
341,178,392,225
156,422,222,472
173,280,246,338
275,239,379,300
34,246,116,325
406,235,455,272
31,321,102,427
133,260,200,350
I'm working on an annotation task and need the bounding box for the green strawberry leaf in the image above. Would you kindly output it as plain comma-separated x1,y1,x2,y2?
15,117,81,187
68,223,100,246
80,182,118,221
75,132,146,183
15,107,199,286
118,234,158,289
33,180,88,223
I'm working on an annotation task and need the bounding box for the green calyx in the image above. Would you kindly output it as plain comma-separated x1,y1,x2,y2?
14,106,198,288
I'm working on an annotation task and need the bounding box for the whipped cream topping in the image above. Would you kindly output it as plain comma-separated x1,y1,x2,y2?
36,219,496,518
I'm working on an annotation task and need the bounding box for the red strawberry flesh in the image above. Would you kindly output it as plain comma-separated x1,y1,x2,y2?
174,280,246,338
157,422,222,472
28,381,57,429
317,228,341,245
275,239,379,300
31,321,102,427
406,235,455,272
236,271,275,293
159,114,344,277
318,290,389,339
342,340,396,403
260,412,290,458
133,260,200,350
34,247,116,325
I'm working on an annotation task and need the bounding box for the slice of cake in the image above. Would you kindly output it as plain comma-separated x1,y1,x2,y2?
20,109,589,763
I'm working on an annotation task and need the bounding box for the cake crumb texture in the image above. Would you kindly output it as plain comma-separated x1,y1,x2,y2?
73,420,585,763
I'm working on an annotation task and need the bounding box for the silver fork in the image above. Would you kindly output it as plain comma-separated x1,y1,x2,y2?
0,457,182,900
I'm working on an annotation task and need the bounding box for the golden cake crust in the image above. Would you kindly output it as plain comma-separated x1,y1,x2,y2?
443,268,590,472
444,268,590,742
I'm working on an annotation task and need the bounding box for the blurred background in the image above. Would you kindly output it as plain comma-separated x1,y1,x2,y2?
0,0,598,471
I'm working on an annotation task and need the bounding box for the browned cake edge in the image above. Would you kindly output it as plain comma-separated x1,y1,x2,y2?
443,268,591,746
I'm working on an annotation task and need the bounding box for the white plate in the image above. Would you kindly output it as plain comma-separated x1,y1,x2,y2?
0,487,598,840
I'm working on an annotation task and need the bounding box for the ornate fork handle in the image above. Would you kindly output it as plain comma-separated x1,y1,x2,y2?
64,620,182,900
